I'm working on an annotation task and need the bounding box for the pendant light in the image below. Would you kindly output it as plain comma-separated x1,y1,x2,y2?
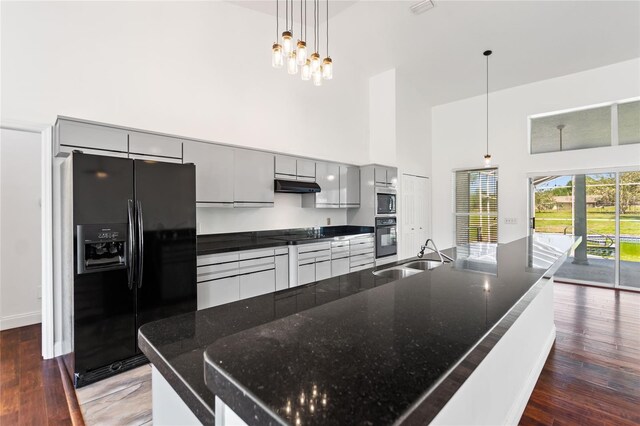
483,50,492,167
271,0,284,68
296,0,307,65
322,0,333,79
282,0,293,55
271,0,332,86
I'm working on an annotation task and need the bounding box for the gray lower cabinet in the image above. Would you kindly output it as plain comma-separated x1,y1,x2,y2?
234,149,275,208
55,119,128,155
331,257,350,277
128,131,182,159
298,261,316,286
275,250,289,291
183,142,234,206
197,247,286,309
239,269,276,299
315,259,332,281
197,275,240,310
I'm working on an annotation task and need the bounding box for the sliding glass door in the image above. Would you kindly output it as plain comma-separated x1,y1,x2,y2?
619,172,640,289
531,170,639,291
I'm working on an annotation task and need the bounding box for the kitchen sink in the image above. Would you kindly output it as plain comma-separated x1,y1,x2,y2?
373,259,446,278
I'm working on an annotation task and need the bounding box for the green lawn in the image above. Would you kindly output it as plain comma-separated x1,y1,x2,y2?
535,207,640,261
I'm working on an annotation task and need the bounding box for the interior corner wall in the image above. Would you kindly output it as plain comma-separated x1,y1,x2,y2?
431,58,640,249
0,128,42,330
369,68,398,166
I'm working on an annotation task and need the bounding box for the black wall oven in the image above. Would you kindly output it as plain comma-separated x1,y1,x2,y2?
375,217,397,258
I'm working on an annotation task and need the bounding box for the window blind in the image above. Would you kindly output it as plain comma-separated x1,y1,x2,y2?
455,168,498,245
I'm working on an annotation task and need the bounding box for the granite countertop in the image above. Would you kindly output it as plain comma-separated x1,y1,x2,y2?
202,235,578,425
197,226,375,255
139,235,578,425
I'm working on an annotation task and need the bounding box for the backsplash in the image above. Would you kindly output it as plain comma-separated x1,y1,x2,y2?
196,192,348,234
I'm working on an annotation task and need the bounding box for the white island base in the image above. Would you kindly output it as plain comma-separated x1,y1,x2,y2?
152,277,556,426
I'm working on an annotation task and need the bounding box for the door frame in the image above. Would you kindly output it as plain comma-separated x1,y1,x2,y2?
527,166,639,292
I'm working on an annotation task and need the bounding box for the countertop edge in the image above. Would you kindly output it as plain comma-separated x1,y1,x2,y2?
138,331,216,425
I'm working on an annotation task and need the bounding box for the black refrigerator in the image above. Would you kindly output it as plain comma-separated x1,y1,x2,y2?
68,153,196,387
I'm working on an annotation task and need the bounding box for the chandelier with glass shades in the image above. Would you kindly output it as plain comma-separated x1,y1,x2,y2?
271,0,333,85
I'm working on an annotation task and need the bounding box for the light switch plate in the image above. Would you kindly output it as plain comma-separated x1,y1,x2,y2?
504,217,518,225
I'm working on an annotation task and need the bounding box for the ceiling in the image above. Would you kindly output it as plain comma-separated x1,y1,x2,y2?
231,0,640,106
227,0,359,22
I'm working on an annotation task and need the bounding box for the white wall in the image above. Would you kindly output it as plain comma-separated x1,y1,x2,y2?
197,193,347,234
369,69,397,166
1,1,370,234
431,58,640,248
0,128,42,329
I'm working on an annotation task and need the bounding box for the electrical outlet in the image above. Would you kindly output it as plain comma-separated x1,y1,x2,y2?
326,217,331,226
504,217,518,225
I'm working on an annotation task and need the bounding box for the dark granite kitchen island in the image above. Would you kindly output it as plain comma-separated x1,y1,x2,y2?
139,235,579,425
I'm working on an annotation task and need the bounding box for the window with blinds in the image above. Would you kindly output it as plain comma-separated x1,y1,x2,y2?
455,168,498,245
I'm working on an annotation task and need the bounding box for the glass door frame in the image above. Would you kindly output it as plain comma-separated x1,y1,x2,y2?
527,166,639,292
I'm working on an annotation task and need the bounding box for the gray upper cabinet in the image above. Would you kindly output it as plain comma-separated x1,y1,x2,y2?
128,131,182,159
340,166,360,207
387,167,398,188
56,119,128,155
374,165,398,188
234,149,275,207
315,162,340,207
296,159,316,182
302,162,339,208
183,141,234,206
274,155,297,179
275,155,316,182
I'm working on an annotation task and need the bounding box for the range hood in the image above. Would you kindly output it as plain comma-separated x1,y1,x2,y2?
274,179,321,193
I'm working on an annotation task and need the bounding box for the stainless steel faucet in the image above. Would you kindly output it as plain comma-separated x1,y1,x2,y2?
417,239,454,263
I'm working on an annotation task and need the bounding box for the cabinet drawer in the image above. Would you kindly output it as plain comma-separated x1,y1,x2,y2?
298,242,331,254
57,120,128,153
350,263,374,273
350,253,375,267
238,257,275,274
299,249,331,261
238,248,275,260
128,131,183,159
197,261,239,282
350,244,375,257
240,269,276,299
197,252,239,267
197,275,240,309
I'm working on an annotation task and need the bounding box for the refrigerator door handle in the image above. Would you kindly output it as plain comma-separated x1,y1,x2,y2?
137,200,144,288
127,199,135,290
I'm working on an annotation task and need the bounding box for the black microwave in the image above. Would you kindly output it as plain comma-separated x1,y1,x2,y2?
376,191,396,215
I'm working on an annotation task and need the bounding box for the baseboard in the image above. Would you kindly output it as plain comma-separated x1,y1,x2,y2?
504,324,556,425
0,311,42,330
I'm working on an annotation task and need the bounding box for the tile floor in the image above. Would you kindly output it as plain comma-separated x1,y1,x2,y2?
75,364,152,426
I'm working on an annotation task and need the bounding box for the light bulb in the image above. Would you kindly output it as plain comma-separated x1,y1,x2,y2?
310,52,321,72
296,41,307,65
484,154,492,167
313,67,323,86
282,31,293,55
287,51,298,75
322,57,333,80
271,43,283,68
301,59,311,80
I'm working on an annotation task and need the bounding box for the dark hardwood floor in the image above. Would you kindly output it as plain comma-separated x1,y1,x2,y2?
521,282,640,425
0,324,81,425
1,283,638,425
